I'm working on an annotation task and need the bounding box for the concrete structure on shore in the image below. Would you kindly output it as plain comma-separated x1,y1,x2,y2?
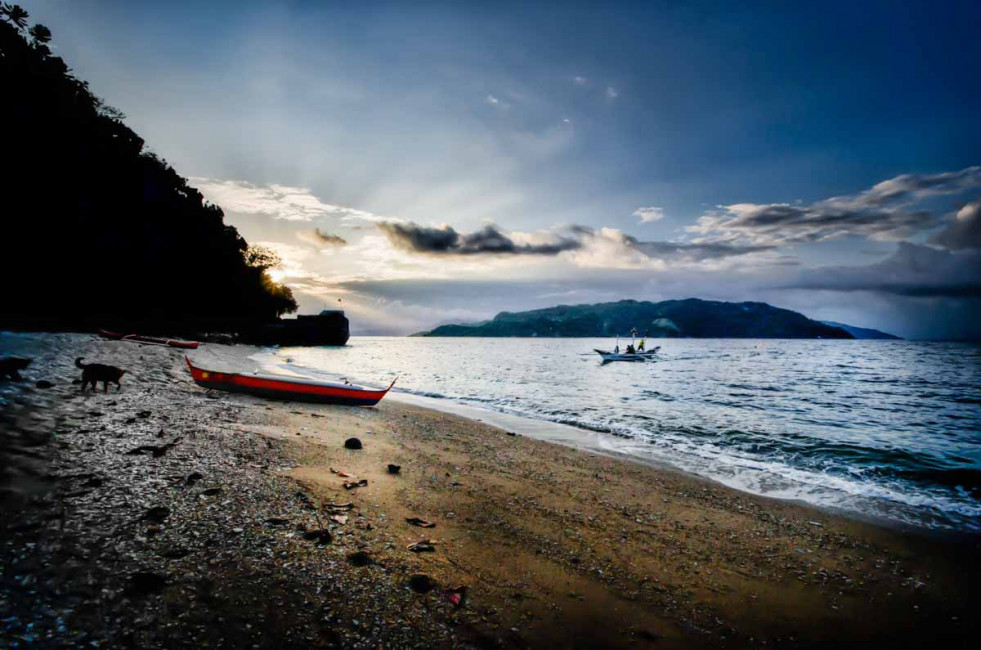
244,310,350,346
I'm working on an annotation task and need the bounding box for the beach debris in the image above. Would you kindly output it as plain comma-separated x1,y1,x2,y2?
442,586,468,608
330,468,355,478
407,540,436,553
347,550,371,567
325,502,354,512
185,471,204,487
159,547,190,559
303,529,332,545
630,628,662,642
141,506,171,524
126,571,167,597
405,517,436,528
808,521,824,527
407,574,436,594
343,479,368,490
330,514,348,525
35,380,54,389
265,517,290,527
506,431,517,437
387,464,401,475
344,437,363,450
125,437,182,458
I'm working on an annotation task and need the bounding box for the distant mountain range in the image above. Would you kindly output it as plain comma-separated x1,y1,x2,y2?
820,321,901,340
416,298,901,339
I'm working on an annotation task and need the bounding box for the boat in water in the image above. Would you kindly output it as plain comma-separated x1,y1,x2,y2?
594,349,646,362
594,347,659,362
185,356,395,406
100,329,199,349
594,342,660,362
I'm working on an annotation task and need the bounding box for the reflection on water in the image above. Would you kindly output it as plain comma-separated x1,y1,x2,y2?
255,338,981,530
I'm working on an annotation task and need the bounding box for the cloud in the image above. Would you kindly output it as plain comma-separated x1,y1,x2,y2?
297,228,347,247
929,199,981,251
688,166,981,246
486,94,510,109
567,227,778,269
691,203,936,246
821,166,981,211
376,221,772,267
191,177,386,223
573,76,588,86
378,222,582,256
633,206,666,223
785,242,981,298
605,86,618,99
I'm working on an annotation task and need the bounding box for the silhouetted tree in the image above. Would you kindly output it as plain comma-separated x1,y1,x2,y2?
0,9,298,331
27,23,50,44
1,4,28,30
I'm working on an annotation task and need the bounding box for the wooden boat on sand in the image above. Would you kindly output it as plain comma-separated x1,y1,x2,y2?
185,356,395,406
100,329,200,349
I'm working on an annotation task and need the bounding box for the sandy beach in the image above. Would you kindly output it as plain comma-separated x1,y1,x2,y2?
1,332,978,649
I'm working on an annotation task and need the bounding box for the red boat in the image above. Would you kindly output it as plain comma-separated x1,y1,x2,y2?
99,330,200,349
184,356,395,406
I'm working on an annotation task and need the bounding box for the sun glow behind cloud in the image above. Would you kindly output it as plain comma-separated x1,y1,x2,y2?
194,164,981,337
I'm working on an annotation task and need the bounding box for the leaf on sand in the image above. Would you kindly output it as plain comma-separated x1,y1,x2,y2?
407,540,435,553
405,517,435,528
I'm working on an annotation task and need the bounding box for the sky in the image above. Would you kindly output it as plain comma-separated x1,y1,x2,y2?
27,0,981,338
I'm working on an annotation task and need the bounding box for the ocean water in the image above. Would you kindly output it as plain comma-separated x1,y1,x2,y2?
254,337,981,531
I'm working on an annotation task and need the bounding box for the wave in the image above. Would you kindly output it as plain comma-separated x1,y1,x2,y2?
253,341,981,530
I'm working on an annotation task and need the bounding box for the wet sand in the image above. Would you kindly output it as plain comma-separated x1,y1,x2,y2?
1,332,978,648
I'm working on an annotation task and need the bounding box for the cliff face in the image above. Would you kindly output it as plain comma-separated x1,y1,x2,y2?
420,298,856,339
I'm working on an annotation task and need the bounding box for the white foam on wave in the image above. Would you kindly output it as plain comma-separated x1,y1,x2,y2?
250,344,981,531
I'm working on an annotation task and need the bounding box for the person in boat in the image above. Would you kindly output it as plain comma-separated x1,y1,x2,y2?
625,344,636,354
638,339,645,351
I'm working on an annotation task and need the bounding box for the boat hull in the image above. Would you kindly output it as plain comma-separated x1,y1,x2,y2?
185,357,392,406
593,348,659,362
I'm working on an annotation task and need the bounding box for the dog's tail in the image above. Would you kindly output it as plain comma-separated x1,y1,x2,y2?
75,357,87,369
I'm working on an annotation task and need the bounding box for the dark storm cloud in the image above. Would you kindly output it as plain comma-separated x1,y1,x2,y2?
692,204,938,246
834,166,981,210
631,239,775,261
379,221,773,261
786,242,981,298
378,222,582,255
297,228,347,247
691,166,981,246
929,199,981,251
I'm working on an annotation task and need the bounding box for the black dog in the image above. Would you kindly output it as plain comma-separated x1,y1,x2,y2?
75,357,127,392
0,357,31,381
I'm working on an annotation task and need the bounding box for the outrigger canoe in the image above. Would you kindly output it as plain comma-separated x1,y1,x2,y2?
185,356,395,406
100,329,199,349
594,345,660,362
